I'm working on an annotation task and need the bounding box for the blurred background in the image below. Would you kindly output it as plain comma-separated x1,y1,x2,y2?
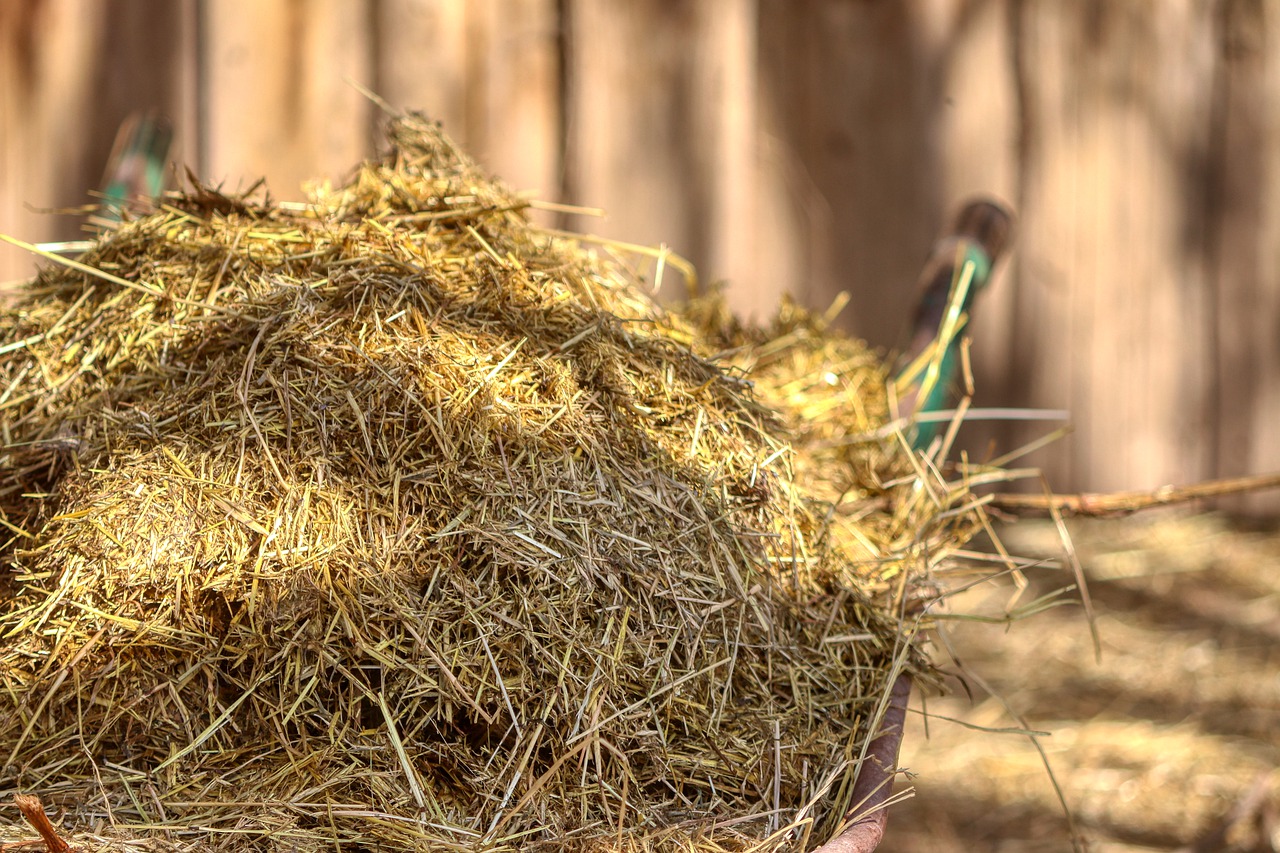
4,0,1278,507
7,0,1280,507
3,3,1280,851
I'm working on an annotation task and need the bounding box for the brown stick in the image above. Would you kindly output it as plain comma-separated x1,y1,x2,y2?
12,796,72,853
811,672,912,853
988,472,1280,517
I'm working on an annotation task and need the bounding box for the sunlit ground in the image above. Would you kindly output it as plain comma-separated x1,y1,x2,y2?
882,513,1280,852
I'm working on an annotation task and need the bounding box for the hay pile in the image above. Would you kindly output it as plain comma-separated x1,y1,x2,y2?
0,115,982,851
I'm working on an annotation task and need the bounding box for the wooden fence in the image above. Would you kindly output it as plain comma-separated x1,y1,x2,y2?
3,0,1278,508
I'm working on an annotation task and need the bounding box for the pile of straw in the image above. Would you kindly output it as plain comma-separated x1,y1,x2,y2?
0,115,982,851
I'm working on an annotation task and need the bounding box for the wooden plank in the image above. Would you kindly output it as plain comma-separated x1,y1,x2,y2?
0,0,193,284
374,0,471,134
373,0,562,209
562,0,756,303
1004,1,1217,493
201,0,375,199
468,0,562,201
1210,0,1280,512
756,0,950,339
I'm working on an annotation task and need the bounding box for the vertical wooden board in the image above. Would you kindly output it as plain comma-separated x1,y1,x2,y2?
561,0,697,280
0,0,193,283
757,0,951,345
374,0,471,133
1009,1,1217,492
373,0,561,213
686,0,757,312
201,0,375,199
1250,5,1280,503
1212,0,1280,512
0,0,89,283
468,0,562,201
562,0,756,303
751,79,830,323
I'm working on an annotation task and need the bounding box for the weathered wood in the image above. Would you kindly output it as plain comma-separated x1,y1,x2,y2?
374,0,471,134
0,0,193,283
374,0,561,202
562,0,757,302
2,0,1278,506
760,1,991,340
201,0,374,198
1004,0,1218,493
1210,0,1280,513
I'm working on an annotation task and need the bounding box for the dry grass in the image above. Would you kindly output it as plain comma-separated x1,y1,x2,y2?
0,114,992,851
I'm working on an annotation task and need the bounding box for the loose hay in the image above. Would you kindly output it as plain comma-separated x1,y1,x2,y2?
0,115,984,851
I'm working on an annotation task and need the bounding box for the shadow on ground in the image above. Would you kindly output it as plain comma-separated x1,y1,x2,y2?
881,513,1280,853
